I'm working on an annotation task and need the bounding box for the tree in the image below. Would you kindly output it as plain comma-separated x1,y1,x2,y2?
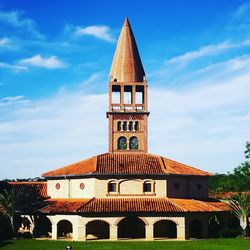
225,193,250,236
0,181,47,237
0,183,15,233
209,141,250,193
233,141,250,192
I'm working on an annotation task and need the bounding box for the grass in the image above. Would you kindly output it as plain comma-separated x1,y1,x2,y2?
0,238,249,250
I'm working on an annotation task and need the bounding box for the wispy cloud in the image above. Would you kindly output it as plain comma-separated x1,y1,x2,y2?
233,2,250,18
229,2,250,33
19,55,66,69
167,39,250,64
0,10,43,38
0,95,28,107
0,62,27,72
0,37,10,47
0,66,249,178
75,25,114,42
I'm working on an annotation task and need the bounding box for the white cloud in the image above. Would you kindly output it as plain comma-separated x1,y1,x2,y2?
0,10,43,38
0,62,27,72
75,25,114,42
0,37,10,47
0,67,249,179
167,39,250,64
0,96,29,107
19,55,66,69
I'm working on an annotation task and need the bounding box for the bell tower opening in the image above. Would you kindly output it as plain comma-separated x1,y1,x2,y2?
107,17,150,153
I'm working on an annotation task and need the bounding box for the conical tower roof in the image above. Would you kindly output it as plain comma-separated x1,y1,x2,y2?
109,17,145,82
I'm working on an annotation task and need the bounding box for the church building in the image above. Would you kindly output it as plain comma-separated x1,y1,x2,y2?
16,18,231,241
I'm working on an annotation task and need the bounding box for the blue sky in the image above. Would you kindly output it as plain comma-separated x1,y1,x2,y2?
0,0,250,179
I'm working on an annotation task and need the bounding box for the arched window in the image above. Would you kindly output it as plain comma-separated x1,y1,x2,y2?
117,121,122,131
129,121,133,131
108,181,117,193
123,121,127,131
118,137,127,150
135,121,139,131
129,136,139,150
143,181,152,192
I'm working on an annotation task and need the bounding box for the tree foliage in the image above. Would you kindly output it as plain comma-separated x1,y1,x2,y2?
209,141,250,193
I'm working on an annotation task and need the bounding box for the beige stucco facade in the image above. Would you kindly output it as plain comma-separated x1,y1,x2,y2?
36,213,224,241
47,176,208,199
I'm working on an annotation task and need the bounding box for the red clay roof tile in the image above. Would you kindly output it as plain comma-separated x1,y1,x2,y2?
9,181,48,199
42,153,211,177
39,197,230,214
39,198,90,213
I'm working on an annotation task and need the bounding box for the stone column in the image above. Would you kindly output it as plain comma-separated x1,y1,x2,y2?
51,224,57,240
73,224,85,241
177,224,186,240
132,85,136,110
145,224,154,240
110,225,118,240
120,85,124,110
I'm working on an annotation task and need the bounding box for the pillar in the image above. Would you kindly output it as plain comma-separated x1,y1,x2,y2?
132,85,136,110
177,224,186,240
120,85,124,110
51,224,57,240
145,224,154,240
73,224,85,241
110,225,118,241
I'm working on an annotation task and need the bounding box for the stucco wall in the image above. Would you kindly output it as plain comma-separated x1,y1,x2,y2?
47,179,96,198
188,177,208,198
166,176,208,198
47,176,207,199
47,178,167,198
167,176,188,198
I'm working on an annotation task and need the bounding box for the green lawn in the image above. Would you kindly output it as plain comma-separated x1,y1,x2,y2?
0,238,249,250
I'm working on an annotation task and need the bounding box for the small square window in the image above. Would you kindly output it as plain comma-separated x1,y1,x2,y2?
196,183,202,190
174,182,180,189
108,182,117,192
143,182,152,192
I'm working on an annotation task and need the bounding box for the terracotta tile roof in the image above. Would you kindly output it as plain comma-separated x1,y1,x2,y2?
169,198,231,212
161,158,212,176
39,197,230,214
7,182,49,213
39,198,90,213
9,181,48,199
109,17,145,82
78,198,183,213
42,156,97,177
96,153,164,174
42,153,212,177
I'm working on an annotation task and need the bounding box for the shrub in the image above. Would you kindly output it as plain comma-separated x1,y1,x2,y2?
220,228,241,238
0,215,12,240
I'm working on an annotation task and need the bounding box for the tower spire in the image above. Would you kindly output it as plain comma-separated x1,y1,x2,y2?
109,17,145,83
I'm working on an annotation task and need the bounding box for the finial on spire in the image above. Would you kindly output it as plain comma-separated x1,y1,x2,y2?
123,17,130,27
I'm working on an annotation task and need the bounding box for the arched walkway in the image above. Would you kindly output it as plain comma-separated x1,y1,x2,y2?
34,216,52,238
189,219,203,239
118,217,145,239
57,220,72,239
86,220,110,239
154,220,177,238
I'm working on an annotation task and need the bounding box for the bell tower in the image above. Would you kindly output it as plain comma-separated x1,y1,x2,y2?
107,18,149,153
